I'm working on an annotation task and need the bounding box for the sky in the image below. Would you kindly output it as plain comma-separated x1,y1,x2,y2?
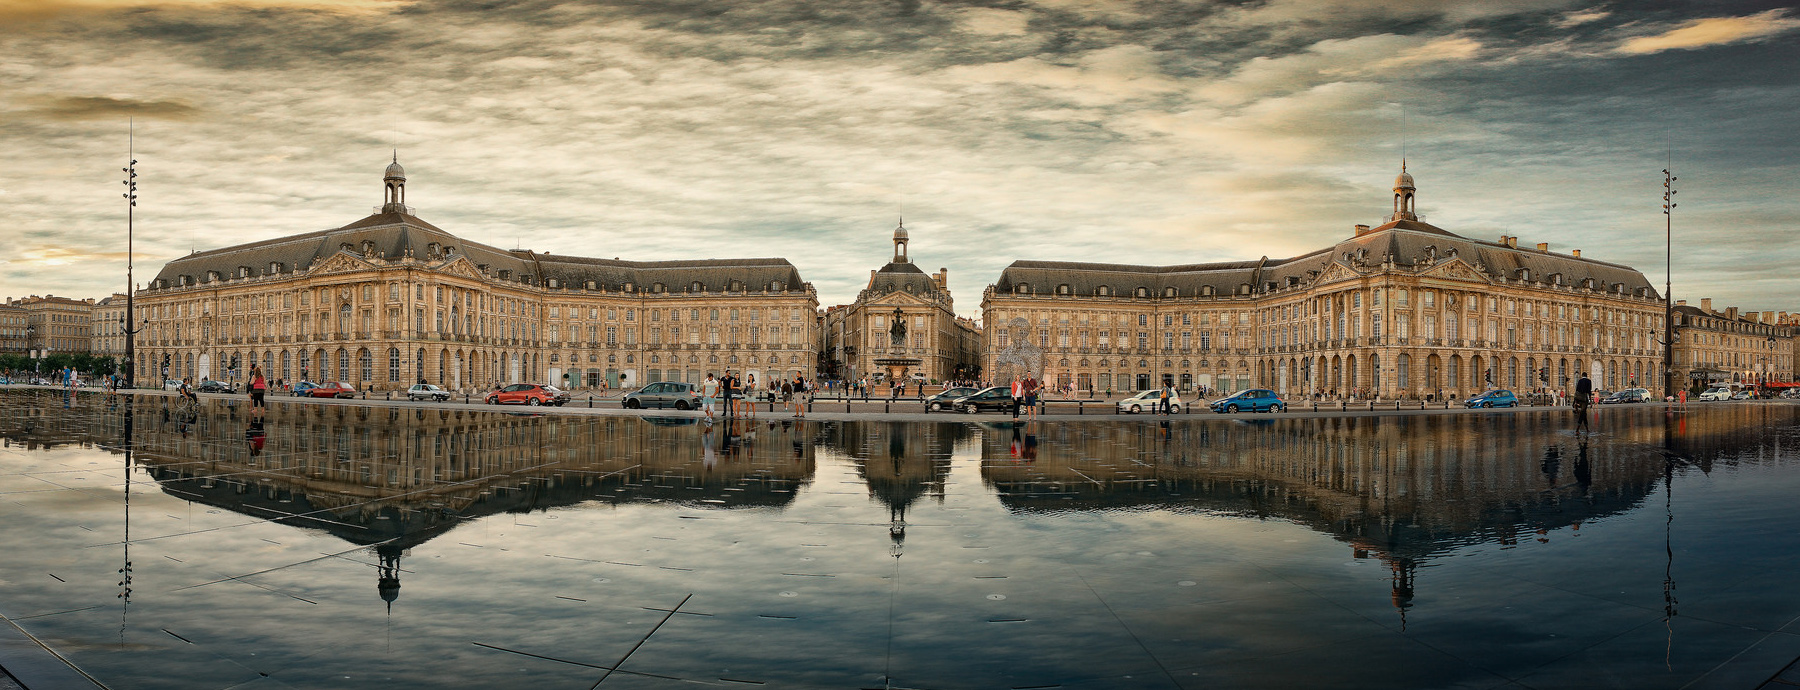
1,0,1796,319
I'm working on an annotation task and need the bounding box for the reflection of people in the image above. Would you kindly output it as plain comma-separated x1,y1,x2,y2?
245,416,266,456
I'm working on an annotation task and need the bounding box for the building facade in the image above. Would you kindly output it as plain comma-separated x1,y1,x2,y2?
1671,299,1794,391
90,293,130,359
0,302,27,355
133,160,820,391
10,295,95,356
820,224,982,386
980,170,1666,399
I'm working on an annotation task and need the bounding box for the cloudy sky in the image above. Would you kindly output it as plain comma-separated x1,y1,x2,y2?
2,0,1796,317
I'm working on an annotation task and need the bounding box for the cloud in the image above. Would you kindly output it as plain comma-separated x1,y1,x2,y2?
1195,33,1483,107
1615,9,1800,55
26,95,201,120
1553,8,1611,28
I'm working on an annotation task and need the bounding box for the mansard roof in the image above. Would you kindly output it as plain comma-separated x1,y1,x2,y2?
991,218,1658,300
149,210,807,294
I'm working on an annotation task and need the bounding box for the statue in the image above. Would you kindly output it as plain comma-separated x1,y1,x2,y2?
890,314,907,348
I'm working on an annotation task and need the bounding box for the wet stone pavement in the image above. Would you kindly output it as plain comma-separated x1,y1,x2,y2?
2,389,1800,689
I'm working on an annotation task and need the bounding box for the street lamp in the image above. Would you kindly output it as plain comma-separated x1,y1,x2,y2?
121,123,143,390
1661,167,1677,402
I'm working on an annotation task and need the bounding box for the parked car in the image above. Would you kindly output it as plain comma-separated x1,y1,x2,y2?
1210,389,1286,413
196,380,237,394
925,387,981,412
952,386,1016,414
486,383,570,406
621,382,701,410
1117,390,1183,414
1698,387,1732,402
1600,390,1646,404
407,383,451,402
1781,389,1800,400
307,382,357,399
290,381,319,396
1731,390,1755,400
1464,390,1519,408
162,379,182,390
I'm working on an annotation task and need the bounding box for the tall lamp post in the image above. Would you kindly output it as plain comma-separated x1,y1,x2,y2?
1661,167,1677,401
121,124,142,389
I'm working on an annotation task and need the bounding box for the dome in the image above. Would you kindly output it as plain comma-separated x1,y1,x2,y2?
1394,171,1415,189
384,160,406,180
893,222,908,240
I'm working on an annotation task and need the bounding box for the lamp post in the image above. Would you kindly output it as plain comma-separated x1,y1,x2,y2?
121,123,143,389
1661,167,1677,402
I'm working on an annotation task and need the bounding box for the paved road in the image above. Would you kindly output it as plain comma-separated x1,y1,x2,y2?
5,384,1787,423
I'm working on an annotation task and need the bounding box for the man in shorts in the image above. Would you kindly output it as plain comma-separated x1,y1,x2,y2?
701,373,719,419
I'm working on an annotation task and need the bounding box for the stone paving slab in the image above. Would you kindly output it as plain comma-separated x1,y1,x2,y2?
0,617,103,690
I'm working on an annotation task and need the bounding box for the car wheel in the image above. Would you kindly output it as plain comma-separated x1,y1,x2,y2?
487,397,498,405
929,401,942,412
674,400,691,410
1482,401,1493,408
1226,404,1238,413
1170,405,1181,414
624,399,640,409
1273,404,1285,413
1129,404,1141,414
527,398,541,406
965,403,979,414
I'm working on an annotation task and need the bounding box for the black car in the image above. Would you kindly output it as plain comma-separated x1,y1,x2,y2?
951,386,1016,414
925,387,981,412
196,380,237,394
1600,390,1646,404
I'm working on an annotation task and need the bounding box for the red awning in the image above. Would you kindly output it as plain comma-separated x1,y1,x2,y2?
1762,381,1800,388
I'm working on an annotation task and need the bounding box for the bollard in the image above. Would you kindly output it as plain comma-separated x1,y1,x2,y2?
1078,401,1083,415
884,400,890,414
465,393,470,404
587,396,593,408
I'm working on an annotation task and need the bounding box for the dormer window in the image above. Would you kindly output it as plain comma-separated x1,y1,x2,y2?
206,270,221,282
238,266,251,278
497,269,511,280
1057,284,1071,295
1015,283,1030,295
691,281,704,292
1135,287,1149,298
1201,285,1215,297
623,282,634,292
269,262,283,274
652,282,666,293
1165,287,1178,297
546,278,560,289
729,280,743,291
1517,269,1531,281
1097,285,1111,297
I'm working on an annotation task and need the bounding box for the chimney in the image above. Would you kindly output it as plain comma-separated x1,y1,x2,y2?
1727,307,1739,320
1676,300,1687,307
1536,242,1549,252
1571,249,1580,258
1701,298,1712,312
1354,224,1372,236
1763,311,1774,324
1748,312,1761,324
935,268,949,289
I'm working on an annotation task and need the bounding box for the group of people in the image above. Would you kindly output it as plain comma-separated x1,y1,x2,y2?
699,371,811,420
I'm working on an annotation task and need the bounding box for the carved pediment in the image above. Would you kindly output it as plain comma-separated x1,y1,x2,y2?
1315,262,1360,285
312,251,372,275
1421,258,1491,284
871,291,935,308
435,256,484,280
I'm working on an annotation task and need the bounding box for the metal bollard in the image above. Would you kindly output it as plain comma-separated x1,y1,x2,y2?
1078,401,1083,415
884,400,889,414
587,396,593,408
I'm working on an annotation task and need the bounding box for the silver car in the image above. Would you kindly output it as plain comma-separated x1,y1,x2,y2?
407,384,451,401
622,382,701,410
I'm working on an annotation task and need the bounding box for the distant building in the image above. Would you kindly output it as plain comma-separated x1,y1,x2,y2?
10,295,95,356
133,159,819,389
90,293,130,359
819,222,982,386
0,302,28,355
1670,299,1794,390
980,168,1667,398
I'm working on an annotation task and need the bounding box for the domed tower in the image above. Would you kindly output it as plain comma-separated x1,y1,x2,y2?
892,218,909,264
382,153,407,214
1391,163,1417,222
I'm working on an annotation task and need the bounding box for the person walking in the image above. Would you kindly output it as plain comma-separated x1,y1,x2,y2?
1573,373,1592,431
701,373,719,419
721,370,737,417
1158,383,1172,415
1024,376,1039,420
248,364,268,415
781,378,795,416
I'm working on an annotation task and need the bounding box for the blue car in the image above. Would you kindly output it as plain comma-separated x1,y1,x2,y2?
1210,389,1286,413
1464,390,1518,408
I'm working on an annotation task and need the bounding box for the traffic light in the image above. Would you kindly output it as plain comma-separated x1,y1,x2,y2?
1539,367,1549,383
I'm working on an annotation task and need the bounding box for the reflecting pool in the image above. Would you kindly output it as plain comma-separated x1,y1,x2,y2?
3,390,1800,689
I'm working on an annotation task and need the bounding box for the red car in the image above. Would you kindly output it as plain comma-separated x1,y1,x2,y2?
307,382,357,399
486,383,569,406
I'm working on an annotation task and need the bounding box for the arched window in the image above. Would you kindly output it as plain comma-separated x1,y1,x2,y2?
388,348,400,382
337,349,350,382
359,348,372,382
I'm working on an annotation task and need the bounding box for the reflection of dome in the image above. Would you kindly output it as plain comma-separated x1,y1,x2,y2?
379,578,400,603
1394,170,1415,189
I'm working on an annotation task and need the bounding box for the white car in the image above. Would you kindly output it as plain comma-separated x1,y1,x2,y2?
1117,390,1182,414
1698,387,1732,402
407,383,451,401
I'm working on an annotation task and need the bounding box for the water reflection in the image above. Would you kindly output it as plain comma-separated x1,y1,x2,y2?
2,390,1799,688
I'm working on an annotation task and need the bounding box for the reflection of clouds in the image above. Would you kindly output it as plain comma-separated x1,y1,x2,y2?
0,0,1795,312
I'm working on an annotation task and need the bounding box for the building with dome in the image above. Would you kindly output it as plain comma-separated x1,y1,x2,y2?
130,158,820,391
980,167,1670,399
820,222,982,386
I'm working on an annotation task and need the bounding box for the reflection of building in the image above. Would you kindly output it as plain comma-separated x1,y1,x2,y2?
132,159,820,391
821,223,981,385
980,170,1665,398
1671,299,1794,391
10,294,95,355
91,293,130,359
821,420,965,546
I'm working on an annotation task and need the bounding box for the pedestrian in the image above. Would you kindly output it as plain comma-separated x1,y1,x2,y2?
1159,383,1171,415
248,363,268,413
1573,373,1592,431
721,370,737,417
1010,378,1023,419
795,375,808,418
701,373,719,419
744,373,758,419
1024,375,1039,419
781,378,795,416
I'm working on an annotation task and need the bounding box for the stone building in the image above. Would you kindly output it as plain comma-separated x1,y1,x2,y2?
132,159,819,390
820,223,982,386
90,293,130,359
10,295,94,356
0,302,28,355
1670,299,1794,391
980,168,1666,399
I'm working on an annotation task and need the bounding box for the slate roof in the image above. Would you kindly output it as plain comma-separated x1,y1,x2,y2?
149,211,806,294
992,219,1659,300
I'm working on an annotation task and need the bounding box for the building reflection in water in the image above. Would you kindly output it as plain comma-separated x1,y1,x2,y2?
1,391,1794,629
